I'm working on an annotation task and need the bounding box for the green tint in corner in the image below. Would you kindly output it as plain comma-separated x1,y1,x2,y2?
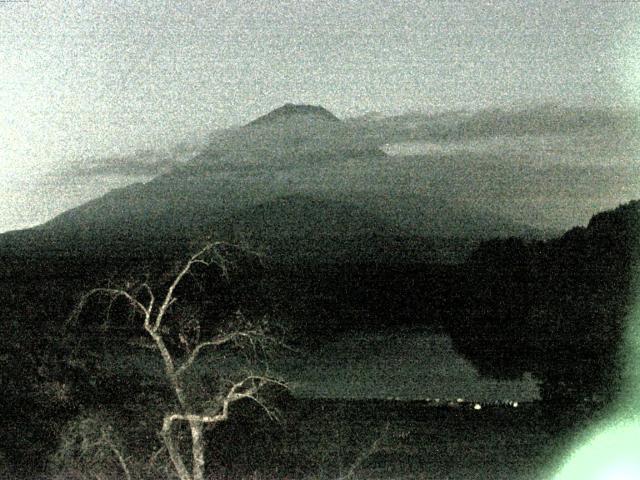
553,262,640,479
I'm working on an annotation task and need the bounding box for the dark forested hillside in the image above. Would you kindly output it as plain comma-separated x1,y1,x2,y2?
445,200,640,407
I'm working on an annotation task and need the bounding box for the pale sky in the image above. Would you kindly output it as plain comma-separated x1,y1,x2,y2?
1,1,640,232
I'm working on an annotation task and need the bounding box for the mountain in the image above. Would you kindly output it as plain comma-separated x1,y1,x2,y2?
0,104,544,263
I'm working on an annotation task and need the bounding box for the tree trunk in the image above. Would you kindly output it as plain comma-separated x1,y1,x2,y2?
162,416,192,480
190,419,205,480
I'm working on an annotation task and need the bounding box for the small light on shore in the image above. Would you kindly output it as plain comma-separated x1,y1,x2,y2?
474,403,482,410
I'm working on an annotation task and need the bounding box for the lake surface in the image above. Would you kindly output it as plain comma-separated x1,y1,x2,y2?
275,330,541,403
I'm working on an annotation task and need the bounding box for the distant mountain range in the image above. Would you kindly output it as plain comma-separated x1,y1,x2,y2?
0,104,568,263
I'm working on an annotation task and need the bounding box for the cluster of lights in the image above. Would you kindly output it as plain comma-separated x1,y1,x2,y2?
383,396,520,409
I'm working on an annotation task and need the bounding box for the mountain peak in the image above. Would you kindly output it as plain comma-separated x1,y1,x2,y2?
246,103,340,127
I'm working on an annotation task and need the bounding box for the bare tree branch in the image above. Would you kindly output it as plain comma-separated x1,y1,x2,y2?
69,288,150,327
164,375,286,428
175,330,264,377
153,244,215,333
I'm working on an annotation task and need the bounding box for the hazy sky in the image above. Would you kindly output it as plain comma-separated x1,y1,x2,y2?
2,1,640,231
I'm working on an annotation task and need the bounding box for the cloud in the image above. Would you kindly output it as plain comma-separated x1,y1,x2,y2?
442,104,640,140
72,152,177,177
60,141,206,178
349,104,640,144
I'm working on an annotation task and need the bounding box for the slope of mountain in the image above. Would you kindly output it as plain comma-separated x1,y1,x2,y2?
337,191,545,240
224,194,448,264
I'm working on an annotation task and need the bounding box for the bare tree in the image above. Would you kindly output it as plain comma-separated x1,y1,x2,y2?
70,243,286,480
